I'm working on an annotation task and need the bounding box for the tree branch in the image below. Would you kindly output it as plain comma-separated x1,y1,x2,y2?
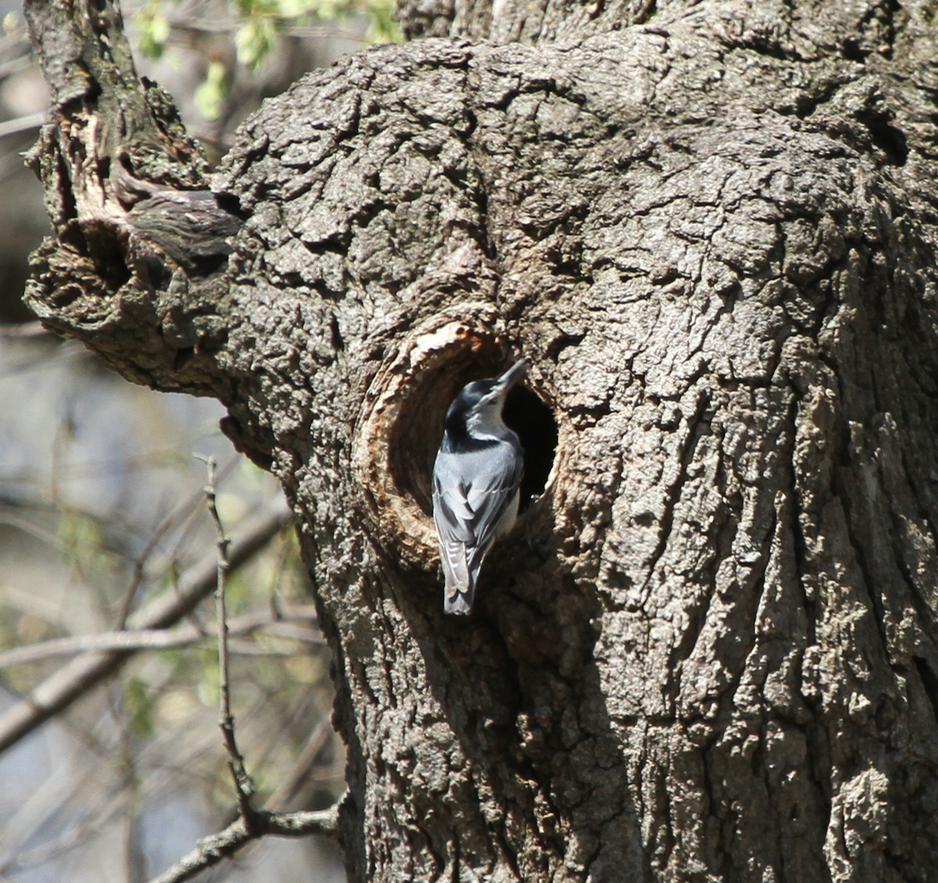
141,464,340,883
23,0,205,183
0,502,293,755
264,719,333,812
0,110,46,138
0,606,322,668
146,800,343,883
199,455,256,824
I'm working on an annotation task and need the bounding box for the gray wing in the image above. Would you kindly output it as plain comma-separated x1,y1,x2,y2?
432,441,523,614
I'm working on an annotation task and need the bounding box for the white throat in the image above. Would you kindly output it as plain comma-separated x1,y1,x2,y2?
466,401,509,439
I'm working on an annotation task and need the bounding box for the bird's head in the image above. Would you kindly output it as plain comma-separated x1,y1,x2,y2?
445,359,528,439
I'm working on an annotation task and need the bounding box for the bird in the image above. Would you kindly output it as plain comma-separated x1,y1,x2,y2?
432,359,527,614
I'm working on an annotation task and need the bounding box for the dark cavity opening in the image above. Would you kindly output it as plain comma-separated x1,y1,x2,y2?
503,384,557,512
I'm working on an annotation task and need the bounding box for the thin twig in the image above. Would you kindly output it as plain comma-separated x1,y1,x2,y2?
198,455,256,825
113,458,239,630
142,463,341,883
264,719,333,812
0,502,293,756
0,51,34,81
3,717,248,876
146,799,343,883
0,109,45,138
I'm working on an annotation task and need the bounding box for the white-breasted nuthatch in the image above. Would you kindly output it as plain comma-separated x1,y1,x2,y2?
432,359,527,614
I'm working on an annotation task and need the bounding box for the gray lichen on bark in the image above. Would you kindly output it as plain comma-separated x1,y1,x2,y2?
21,0,938,880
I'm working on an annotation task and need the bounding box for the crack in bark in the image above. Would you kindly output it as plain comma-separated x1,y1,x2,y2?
638,386,711,598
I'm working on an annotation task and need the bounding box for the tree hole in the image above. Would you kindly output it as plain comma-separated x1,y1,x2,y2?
389,357,558,520
503,384,557,512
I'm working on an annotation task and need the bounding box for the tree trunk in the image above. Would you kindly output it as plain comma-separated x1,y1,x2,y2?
22,0,938,880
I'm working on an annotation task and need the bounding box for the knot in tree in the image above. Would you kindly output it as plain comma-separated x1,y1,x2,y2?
19,0,938,880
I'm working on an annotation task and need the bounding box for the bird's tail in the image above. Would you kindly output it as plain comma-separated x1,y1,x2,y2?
443,545,488,614
444,583,475,615
441,538,474,614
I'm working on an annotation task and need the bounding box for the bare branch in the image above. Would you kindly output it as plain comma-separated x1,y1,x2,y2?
0,110,45,138
264,719,333,812
0,605,321,668
113,458,239,631
137,463,339,883
0,502,293,755
146,800,343,883
198,455,255,822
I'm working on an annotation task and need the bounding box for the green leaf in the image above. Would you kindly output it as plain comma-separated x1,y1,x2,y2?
58,510,119,581
135,1,171,59
235,14,278,71
195,60,229,121
124,675,155,738
277,0,319,16
364,0,402,43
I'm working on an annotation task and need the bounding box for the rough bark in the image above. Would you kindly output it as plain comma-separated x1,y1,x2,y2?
21,0,938,881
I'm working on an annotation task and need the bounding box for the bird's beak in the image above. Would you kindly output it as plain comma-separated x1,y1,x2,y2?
494,358,528,395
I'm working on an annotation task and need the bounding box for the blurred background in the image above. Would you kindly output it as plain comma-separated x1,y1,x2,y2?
0,1,393,879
